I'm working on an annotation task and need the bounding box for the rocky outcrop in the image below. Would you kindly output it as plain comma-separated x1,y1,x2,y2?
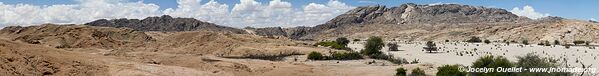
245,27,287,37
316,3,521,29
284,26,312,40
286,3,528,40
330,3,521,25
85,15,247,34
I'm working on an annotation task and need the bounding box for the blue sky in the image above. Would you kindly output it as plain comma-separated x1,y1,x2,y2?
0,0,597,27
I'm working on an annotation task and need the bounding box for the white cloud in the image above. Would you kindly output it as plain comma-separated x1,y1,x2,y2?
0,0,354,28
163,0,230,24
590,18,597,21
510,5,550,19
291,0,353,27
0,0,161,27
357,1,377,4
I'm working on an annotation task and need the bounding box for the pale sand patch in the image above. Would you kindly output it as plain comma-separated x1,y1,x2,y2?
348,41,599,69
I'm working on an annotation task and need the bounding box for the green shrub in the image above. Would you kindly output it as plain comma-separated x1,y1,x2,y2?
410,68,426,76
553,40,560,45
538,41,551,46
410,59,419,64
466,36,482,43
544,40,551,46
388,43,400,51
361,36,384,55
369,53,389,59
522,40,529,45
330,52,362,60
307,52,323,60
396,68,407,76
484,40,491,44
515,53,569,76
436,65,466,76
573,40,586,45
314,41,350,50
564,44,571,49
336,37,350,46
585,41,590,46
424,41,437,53
472,55,514,76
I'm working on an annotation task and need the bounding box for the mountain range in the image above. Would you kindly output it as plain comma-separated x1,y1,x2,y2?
83,3,596,43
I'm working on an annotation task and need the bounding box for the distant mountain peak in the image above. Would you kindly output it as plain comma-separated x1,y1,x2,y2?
85,15,246,34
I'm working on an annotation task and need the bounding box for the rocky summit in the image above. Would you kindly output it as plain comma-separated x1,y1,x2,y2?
85,15,247,34
278,3,598,44
284,3,528,39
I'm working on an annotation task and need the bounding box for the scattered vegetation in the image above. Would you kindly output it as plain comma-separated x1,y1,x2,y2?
573,40,586,45
424,41,438,53
361,36,384,55
466,36,482,43
314,41,350,50
308,51,363,60
335,37,350,46
410,59,420,64
516,53,569,76
544,40,551,46
522,40,529,45
538,40,551,46
410,68,426,76
396,68,407,76
436,65,466,76
564,44,572,49
467,54,570,76
554,40,560,45
471,55,514,76
376,53,409,64
329,52,362,60
307,52,324,60
484,40,491,44
388,43,400,51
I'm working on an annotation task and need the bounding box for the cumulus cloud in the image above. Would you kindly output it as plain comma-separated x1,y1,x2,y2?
0,0,161,27
357,0,377,4
0,0,354,28
225,0,353,27
590,18,597,21
163,0,230,24
510,5,550,19
291,0,353,27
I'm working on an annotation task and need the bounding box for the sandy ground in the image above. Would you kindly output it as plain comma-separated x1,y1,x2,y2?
349,41,599,69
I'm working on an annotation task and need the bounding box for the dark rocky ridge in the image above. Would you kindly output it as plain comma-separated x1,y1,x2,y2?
85,15,247,34
286,3,528,39
245,27,287,37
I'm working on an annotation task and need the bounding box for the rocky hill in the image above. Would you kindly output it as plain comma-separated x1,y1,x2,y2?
0,24,335,76
244,27,288,37
85,15,247,34
278,3,598,44
0,24,154,48
0,39,109,76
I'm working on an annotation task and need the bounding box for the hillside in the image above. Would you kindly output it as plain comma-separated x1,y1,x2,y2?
0,24,154,48
279,3,598,44
1,24,391,76
85,15,247,34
